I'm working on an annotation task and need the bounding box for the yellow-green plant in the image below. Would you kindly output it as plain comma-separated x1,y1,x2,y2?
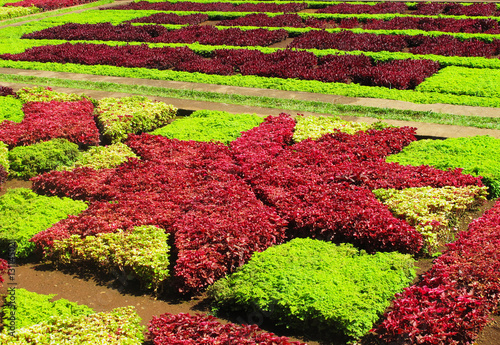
59,142,138,170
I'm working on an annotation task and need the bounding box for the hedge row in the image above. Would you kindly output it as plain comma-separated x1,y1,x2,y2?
59,142,138,171
0,96,23,123
377,199,500,344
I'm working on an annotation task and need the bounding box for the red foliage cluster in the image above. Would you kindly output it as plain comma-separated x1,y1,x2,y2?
0,86,15,97
363,17,500,34
31,136,285,294
0,258,8,287
317,2,407,14
290,29,408,52
376,200,500,344
23,23,288,47
0,99,99,148
414,2,498,16
127,13,208,25
291,29,500,58
5,0,97,11
0,43,440,89
218,13,305,28
148,312,306,345
109,1,307,13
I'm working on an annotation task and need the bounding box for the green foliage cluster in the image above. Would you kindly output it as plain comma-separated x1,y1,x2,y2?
0,96,23,123
0,188,87,259
2,288,94,332
47,225,170,293
0,6,39,20
208,238,415,340
416,66,500,98
0,306,144,344
150,109,264,144
373,185,488,252
8,138,81,179
15,86,84,103
59,142,138,170
386,135,500,198
293,115,392,142
96,96,177,143
0,141,8,171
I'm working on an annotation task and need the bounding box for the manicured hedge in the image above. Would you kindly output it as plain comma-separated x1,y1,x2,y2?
292,114,391,142
386,135,500,197
373,185,488,252
60,142,138,170
0,306,144,344
96,96,177,143
8,138,80,179
209,238,416,340
1,288,94,332
147,312,306,344
0,188,87,259
150,109,264,144
0,96,23,123
46,225,170,292
377,199,500,344
0,141,8,171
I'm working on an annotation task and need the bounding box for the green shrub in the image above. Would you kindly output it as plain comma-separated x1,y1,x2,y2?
293,115,392,142
150,110,264,144
208,238,415,340
0,142,8,172
46,225,170,293
0,188,87,259
0,306,144,344
15,86,85,103
386,135,500,198
96,96,177,143
373,185,488,253
2,288,94,332
8,138,80,179
59,142,138,170
0,97,23,123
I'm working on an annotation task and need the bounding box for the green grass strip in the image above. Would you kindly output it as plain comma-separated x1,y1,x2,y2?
2,73,500,130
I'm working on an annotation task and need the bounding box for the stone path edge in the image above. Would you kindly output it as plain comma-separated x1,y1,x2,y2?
3,67,500,139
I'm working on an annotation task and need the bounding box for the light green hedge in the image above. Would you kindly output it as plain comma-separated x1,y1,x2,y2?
292,115,392,142
2,288,94,332
150,109,264,144
386,135,500,198
0,188,87,259
46,225,170,293
0,141,8,171
97,96,177,143
373,185,488,253
15,86,85,103
0,96,23,123
8,138,81,179
0,306,144,344
208,238,415,340
59,142,138,170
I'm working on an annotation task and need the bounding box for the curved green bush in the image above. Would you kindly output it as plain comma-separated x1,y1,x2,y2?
0,141,8,171
151,109,264,144
386,135,500,198
15,86,85,103
2,288,94,332
0,96,23,123
208,237,415,340
0,188,87,259
8,138,81,179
